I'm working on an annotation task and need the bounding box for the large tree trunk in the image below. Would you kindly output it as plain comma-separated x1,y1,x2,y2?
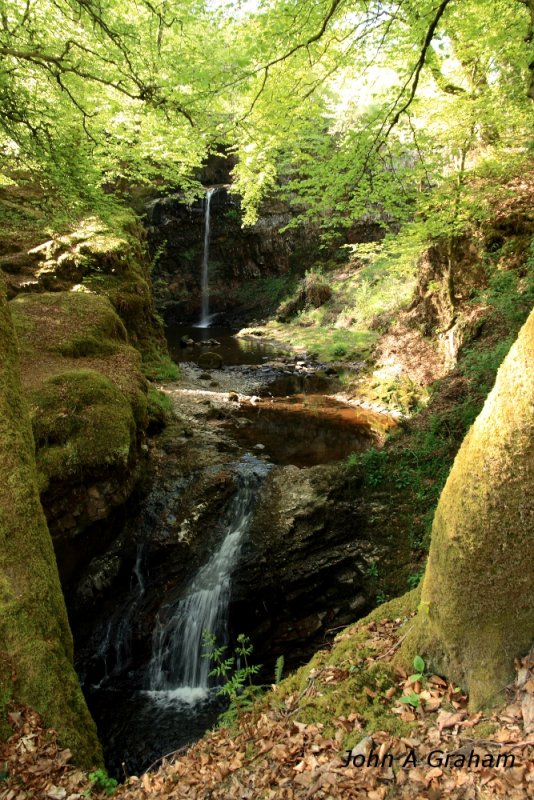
402,308,534,709
0,275,102,766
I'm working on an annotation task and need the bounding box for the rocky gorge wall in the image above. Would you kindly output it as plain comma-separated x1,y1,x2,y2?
0,201,169,593
73,365,412,701
146,187,322,322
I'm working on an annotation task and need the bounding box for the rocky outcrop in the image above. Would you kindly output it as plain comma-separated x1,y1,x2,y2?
230,463,405,673
406,180,534,366
0,199,174,588
0,273,102,766
1,211,165,361
10,291,150,585
408,237,485,337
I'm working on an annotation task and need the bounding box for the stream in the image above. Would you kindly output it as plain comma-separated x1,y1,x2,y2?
76,188,394,778
77,343,394,778
166,322,288,366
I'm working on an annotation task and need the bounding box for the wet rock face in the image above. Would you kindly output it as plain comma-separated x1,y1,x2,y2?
74,457,380,688
146,188,319,320
230,463,384,672
73,366,403,687
46,470,143,589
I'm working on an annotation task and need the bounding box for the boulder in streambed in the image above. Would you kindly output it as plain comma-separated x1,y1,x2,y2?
198,351,223,369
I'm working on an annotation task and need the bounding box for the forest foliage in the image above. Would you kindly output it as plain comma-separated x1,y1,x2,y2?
1,0,534,230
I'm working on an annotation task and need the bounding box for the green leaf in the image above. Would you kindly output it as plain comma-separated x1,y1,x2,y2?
413,655,425,673
399,692,421,708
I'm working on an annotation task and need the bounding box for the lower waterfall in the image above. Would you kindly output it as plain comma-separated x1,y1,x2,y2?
83,454,271,776
147,453,270,702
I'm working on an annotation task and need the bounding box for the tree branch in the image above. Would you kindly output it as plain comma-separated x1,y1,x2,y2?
263,0,345,72
384,0,453,137
0,43,195,126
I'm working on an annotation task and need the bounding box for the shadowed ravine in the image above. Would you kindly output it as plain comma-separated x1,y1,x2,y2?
75,347,396,777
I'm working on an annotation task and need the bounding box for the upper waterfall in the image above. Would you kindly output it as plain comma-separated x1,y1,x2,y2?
198,187,217,328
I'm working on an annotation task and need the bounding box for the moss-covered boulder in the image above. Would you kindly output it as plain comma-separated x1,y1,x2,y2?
0,274,102,766
33,370,138,487
2,209,166,363
9,291,149,566
197,351,223,370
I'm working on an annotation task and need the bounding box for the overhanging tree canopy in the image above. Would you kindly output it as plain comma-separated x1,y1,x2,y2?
1,0,533,223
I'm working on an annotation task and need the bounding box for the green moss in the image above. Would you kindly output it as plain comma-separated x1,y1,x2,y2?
240,230,420,361
0,663,13,741
400,310,534,709
78,220,167,357
142,351,181,381
471,721,498,739
147,386,174,429
259,590,420,746
241,321,377,362
6,200,170,393
0,275,102,765
287,661,410,746
10,203,166,363
10,291,149,491
31,370,137,488
10,291,128,361
56,334,119,358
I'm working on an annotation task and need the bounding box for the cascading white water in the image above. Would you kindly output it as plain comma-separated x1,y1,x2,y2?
198,187,216,328
147,455,268,703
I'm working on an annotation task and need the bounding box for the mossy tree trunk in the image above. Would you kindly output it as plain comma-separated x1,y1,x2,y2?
402,308,534,709
0,275,102,766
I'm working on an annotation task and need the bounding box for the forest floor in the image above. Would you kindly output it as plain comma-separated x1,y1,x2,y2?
1,596,533,799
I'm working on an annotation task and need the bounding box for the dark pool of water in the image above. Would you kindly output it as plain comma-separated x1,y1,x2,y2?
227,394,395,467
166,324,288,366
88,686,226,779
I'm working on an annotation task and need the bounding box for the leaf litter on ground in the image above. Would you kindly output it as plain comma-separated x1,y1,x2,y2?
1,617,533,799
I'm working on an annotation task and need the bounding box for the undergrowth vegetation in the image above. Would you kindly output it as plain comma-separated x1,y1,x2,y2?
347,228,534,571
263,592,421,751
203,632,264,729
241,229,421,362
